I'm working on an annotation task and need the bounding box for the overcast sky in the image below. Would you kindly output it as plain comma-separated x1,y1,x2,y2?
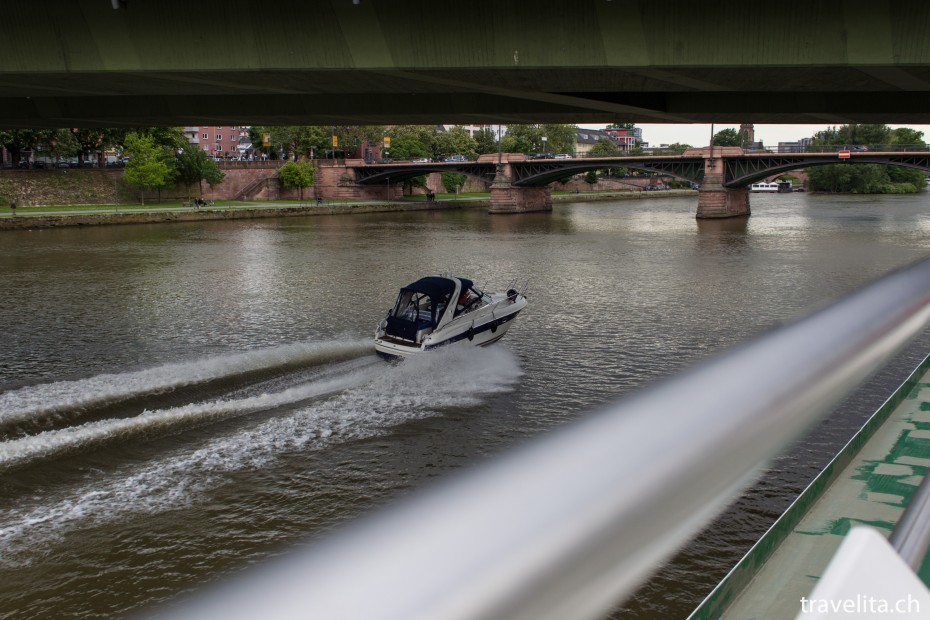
577,123,930,148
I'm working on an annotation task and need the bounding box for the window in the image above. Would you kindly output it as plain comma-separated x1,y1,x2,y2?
202,133,208,140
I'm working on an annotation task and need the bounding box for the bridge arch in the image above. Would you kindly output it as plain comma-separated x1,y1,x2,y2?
725,154,930,188
511,157,705,187
353,162,496,186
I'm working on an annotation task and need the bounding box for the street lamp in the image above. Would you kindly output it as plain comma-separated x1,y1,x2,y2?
541,136,548,156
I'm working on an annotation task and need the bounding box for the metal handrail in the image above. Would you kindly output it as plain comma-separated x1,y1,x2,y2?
890,470,930,570
163,257,930,620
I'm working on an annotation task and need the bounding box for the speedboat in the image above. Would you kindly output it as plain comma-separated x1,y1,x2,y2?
374,275,527,360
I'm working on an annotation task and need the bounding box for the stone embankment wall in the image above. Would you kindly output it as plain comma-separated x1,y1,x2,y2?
0,165,487,206
0,200,475,231
0,164,683,208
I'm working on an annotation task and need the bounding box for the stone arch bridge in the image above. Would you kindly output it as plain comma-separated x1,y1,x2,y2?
349,149,930,218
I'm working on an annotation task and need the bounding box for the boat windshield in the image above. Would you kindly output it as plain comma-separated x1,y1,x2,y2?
392,290,440,325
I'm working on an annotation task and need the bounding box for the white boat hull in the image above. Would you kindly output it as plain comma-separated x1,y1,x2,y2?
374,294,526,360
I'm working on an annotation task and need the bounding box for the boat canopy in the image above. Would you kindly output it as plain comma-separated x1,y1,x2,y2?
402,276,472,298
384,276,475,341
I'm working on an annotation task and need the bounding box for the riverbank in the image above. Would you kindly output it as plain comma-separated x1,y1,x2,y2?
0,189,697,231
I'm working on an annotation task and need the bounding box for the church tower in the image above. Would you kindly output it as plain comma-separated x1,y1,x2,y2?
739,123,755,146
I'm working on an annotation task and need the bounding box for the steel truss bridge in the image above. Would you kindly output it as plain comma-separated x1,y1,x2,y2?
353,152,930,188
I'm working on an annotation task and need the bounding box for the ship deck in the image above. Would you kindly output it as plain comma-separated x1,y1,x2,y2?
691,354,930,619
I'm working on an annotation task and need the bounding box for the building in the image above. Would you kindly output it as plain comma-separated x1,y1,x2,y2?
185,126,251,158
574,128,620,156
440,124,507,139
602,126,642,152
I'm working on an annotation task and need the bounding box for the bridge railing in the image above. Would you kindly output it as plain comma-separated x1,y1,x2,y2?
762,144,930,154
162,256,930,620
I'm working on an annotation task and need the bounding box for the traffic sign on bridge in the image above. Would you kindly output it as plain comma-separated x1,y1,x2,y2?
838,150,851,159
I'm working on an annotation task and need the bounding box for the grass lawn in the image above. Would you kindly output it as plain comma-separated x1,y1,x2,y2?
1,193,493,216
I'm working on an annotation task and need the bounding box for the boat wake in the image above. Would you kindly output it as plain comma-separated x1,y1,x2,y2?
0,339,373,434
0,344,523,566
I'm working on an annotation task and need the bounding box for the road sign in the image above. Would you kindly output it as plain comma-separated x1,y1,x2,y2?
383,137,391,149
332,135,338,147
262,133,271,146
838,150,850,159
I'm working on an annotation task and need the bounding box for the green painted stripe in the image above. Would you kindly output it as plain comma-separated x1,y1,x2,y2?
688,352,930,620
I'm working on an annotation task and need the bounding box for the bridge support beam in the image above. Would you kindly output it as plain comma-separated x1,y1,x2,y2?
488,162,552,214
694,147,750,219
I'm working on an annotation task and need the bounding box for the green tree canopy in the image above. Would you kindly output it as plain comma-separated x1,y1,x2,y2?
69,128,121,166
713,128,741,147
806,124,927,193
0,129,54,165
807,163,926,193
589,138,620,157
386,132,430,160
440,171,467,194
811,124,897,148
277,160,316,201
433,126,478,161
501,124,576,155
122,132,175,206
175,143,225,198
473,128,499,155
663,143,692,155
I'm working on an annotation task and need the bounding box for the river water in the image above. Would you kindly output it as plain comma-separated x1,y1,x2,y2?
2,192,930,619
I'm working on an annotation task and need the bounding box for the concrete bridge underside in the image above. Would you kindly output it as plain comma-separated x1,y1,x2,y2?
2,0,930,128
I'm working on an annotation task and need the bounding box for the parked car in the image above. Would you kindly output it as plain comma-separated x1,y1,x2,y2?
531,152,555,159
412,157,430,163
847,145,869,152
553,153,573,159
444,155,468,163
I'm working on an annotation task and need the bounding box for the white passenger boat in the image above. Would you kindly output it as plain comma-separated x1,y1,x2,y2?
750,181,793,193
374,275,527,359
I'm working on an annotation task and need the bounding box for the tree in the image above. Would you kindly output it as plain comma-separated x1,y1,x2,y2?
713,128,741,147
122,132,174,206
807,163,926,193
441,172,467,194
664,143,692,155
175,143,224,199
806,124,927,193
386,133,430,161
0,129,54,166
589,138,620,157
890,127,926,148
70,128,120,166
501,124,576,155
812,124,891,148
433,126,478,161
277,160,316,201
474,128,499,155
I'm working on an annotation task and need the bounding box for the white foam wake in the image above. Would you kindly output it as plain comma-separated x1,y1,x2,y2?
0,339,372,428
0,346,524,566
0,359,383,472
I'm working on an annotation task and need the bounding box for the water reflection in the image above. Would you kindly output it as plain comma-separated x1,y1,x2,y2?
695,216,750,255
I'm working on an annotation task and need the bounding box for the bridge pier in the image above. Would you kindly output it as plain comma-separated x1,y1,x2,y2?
488,160,552,214
693,147,751,219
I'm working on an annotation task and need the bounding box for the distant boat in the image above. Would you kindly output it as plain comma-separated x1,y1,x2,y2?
750,181,793,193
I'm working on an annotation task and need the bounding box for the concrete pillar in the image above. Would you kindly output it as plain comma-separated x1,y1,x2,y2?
488,160,552,214
691,147,751,219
